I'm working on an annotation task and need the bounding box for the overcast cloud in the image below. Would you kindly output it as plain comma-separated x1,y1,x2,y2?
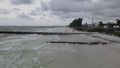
17,13,33,20
47,0,120,19
0,9,11,14
0,0,120,26
11,0,34,5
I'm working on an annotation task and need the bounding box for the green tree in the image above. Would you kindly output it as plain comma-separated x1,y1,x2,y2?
116,19,120,28
69,18,83,27
107,22,113,28
98,21,103,27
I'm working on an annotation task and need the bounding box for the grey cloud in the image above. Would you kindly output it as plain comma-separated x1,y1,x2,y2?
46,0,120,19
30,10,39,16
0,9,10,14
11,0,33,5
17,13,33,20
40,1,49,11
107,13,120,18
91,8,120,18
13,8,20,11
92,11,105,16
29,7,42,16
60,12,91,19
49,0,85,13
104,8,120,18
12,8,21,13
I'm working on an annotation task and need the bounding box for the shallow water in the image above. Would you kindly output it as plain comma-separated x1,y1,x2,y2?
0,27,120,68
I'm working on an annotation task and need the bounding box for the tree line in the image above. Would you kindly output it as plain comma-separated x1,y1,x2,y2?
69,18,120,28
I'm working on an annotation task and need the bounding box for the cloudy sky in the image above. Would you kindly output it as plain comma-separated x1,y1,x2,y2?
0,0,120,26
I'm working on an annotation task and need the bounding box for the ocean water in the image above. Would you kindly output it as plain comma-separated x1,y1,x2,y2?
0,26,66,31
0,26,74,68
1,26,120,68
